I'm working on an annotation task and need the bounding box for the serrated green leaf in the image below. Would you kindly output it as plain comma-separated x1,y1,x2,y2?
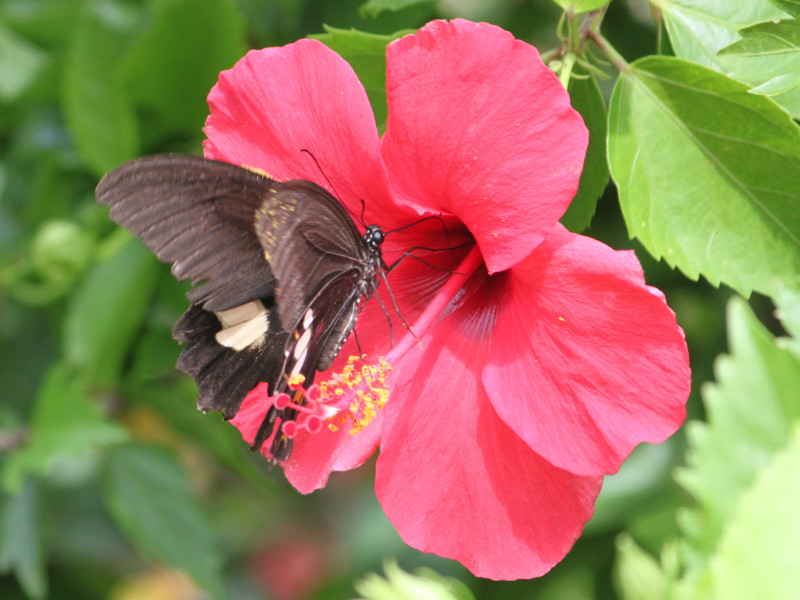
656,0,787,70
709,426,800,599
675,297,800,546
552,0,610,14
103,443,226,600
119,0,246,137
718,20,800,118
1,363,128,493
613,534,669,600
64,238,160,388
0,22,48,102
360,0,435,16
312,26,412,130
767,0,800,18
608,56,800,297
355,559,475,600
0,479,46,599
562,72,608,232
62,2,139,176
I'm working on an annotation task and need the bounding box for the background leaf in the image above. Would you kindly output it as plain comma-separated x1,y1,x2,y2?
63,238,160,388
0,21,48,102
612,534,669,600
1,363,128,493
766,0,800,18
562,71,608,232
657,0,787,70
62,1,140,176
718,20,800,119
775,287,800,343
551,0,611,14
675,297,800,548
708,426,800,599
102,443,226,600
0,479,46,599
608,56,800,297
360,0,436,17
118,0,246,140
312,26,411,130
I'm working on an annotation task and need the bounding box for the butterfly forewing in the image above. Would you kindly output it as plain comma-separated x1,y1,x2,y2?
255,180,371,333
96,154,278,311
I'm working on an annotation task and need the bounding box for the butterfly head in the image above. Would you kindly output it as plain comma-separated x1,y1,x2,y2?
363,224,385,250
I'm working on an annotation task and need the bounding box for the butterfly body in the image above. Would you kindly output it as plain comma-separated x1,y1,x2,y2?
96,154,384,461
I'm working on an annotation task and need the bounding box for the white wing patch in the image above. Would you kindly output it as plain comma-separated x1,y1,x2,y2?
214,300,269,351
289,308,315,376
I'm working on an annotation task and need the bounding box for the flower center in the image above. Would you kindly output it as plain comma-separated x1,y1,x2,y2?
383,245,484,365
275,355,392,438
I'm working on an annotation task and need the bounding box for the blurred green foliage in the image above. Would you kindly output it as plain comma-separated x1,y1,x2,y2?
1,1,797,599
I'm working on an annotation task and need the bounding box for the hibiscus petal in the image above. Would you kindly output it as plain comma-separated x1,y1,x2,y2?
283,411,384,494
204,39,393,215
484,225,691,477
230,383,383,494
376,314,602,580
382,19,588,274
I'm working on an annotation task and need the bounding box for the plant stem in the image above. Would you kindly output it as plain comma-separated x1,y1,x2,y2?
590,31,630,73
560,52,577,89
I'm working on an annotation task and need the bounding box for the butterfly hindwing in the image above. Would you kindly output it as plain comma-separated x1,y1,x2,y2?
173,301,289,416
253,268,367,456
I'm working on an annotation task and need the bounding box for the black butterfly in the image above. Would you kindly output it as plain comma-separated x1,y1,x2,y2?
96,154,386,462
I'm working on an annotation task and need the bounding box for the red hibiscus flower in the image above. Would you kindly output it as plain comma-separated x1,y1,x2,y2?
204,19,691,580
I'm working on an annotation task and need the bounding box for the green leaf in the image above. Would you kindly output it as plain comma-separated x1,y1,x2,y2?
0,21,48,102
655,0,787,70
62,2,139,176
355,559,475,600
1,363,128,493
551,0,610,14
0,479,46,599
360,0,435,16
767,0,800,18
312,26,412,131
587,442,681,535
709,426,800,599
718,20,800,119
607,56,800,297
675,297,800,547
119,0,246,137
0,0,82,47
613,534,670,600
775,287,800,342
133,377,274,492
64,237,160,388
562,72,608,232
102,443,226,600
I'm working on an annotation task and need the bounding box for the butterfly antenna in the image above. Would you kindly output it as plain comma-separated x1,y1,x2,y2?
300,148,364,225
385,241,473,275
384,214,456,252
